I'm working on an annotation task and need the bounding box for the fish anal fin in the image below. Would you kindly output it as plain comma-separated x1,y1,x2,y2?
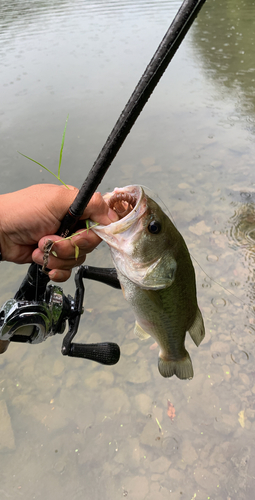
158,351,194,380
188,308,205,347
134,321,151,340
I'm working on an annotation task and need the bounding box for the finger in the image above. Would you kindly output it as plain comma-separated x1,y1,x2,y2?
36,231,102,259
48,269,72,283
81,192,119,225
33,248,85,270
69,229,102,253
50,187,118,225
36,235,88,260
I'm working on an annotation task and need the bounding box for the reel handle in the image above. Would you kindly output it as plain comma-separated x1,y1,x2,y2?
66,341,120,365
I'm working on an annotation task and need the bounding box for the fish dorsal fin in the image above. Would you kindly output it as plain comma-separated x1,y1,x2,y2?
134,321,151,340
188,308,205,347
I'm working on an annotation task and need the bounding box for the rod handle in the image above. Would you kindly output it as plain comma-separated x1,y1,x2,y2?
65,342,120,365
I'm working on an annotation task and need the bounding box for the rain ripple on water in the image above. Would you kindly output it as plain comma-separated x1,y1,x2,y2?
0,0,183,43
226,203,255,264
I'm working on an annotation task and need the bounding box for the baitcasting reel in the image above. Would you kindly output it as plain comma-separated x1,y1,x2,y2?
0,265,121,366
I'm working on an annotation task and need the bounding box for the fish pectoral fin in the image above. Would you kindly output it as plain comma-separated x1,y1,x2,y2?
134,321,151,340
188,308,205,347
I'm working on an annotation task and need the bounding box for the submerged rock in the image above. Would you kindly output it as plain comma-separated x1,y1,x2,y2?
0,399,15,451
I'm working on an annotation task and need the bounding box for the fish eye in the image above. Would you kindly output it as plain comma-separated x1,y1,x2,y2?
148,220,161,234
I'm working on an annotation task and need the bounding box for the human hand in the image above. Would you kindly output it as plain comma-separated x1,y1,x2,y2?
0,184,118,282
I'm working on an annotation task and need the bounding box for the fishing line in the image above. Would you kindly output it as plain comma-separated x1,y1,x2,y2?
141,185,176,222
190,254,254,310
35,264,39,302
142,185,255,314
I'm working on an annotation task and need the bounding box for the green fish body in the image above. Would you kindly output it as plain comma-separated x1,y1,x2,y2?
92,185,205,379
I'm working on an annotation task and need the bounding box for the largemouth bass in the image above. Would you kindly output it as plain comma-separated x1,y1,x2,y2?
91,185,205,379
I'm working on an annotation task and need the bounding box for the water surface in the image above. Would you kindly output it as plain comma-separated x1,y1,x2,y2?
1,1,255,499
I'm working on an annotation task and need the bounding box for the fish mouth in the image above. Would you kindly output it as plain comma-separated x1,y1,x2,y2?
101,185,146,234
89,185,146,252
108,191,138,218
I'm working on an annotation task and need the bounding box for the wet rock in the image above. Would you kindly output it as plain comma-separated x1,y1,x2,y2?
5,342,28,362
84,369,114,389
140,420,162,448
0,399,15,451
151,474,164,481
147,481,171,499
239,372,250,386
222,364,231,381
124,359,151,384
149,456,171,473
189,220,211,235
146,164,162,173
194,466,218,490
22,362,36,379
181,439,198,465
199,442,213,463
13,392,67,431
210,341,229,354
135,393,153,415
182,373,204,397
141,157,156,167
168,468,184,481
65,370,80,388
178,182,190,189
115,316,128,333
210,160,222,168
33,403,68,431
36,375,60,395
176,410,193,431
227,446,251,499
214,413,237,435
123,475,149,500
167,491,187,500
12,393,30,411
75,406,94,432
52,359,65,376
114,437,142,468
121,342,139,356
102,387,130,414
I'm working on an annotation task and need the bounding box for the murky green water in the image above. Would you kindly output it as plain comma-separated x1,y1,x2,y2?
1,0,255,498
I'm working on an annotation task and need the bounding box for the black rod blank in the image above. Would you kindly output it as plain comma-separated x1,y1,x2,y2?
58,0,207,237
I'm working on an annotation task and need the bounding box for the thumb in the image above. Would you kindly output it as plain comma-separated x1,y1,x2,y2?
81,192,119,225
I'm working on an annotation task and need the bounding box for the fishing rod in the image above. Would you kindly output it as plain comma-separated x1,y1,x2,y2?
0,0,207,365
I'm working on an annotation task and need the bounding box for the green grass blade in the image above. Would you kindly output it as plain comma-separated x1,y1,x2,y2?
58,114,69,179
18,152,70,189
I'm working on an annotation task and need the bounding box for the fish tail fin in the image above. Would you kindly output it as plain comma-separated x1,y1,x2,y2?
188,307,205,347
158,352,194,380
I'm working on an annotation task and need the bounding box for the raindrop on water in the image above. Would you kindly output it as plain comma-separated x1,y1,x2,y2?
212,351,221,359
230,350,249,365
211,297,227,308
207,254,219,262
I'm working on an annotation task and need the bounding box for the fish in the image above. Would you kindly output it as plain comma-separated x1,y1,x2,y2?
91,185,205,379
